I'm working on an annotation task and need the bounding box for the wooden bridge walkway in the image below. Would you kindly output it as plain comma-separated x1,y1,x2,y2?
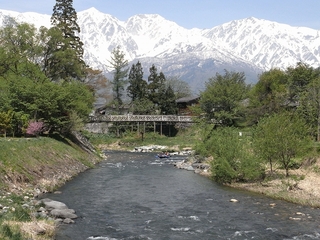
88,115,193,123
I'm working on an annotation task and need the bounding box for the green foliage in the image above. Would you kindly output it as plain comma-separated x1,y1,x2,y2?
287,62,319,101
131,98,156,115
166,76,192,99
0,110,13,137
0,19,94,136
127,61,147,102
196,127,264,183
160,85,177,114
0,223,23,240
296,75,320,140
0,193,32,240
49,0,86,81
0,70,94,135
147,65,176,114
248,68,288,123
253,111,312,176
109,46,129,110
147,65,165,108
248,63,320,136
199,70,250,126
211,156,237,183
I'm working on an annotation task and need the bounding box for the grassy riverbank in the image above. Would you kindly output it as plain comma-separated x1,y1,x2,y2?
0,135,101,239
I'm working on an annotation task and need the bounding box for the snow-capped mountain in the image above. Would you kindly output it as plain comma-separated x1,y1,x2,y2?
0,8,319,92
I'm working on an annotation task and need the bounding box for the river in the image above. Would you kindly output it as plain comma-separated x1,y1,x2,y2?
45,151,320,240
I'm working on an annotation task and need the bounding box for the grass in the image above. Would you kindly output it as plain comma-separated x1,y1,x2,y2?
0,193,54,240
0,134,102,239
0,136,99,188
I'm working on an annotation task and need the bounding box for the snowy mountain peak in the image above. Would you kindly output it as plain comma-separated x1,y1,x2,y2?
0,8,319,91
82,7,100,13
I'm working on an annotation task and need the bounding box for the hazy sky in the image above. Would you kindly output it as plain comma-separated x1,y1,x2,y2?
2,0,320,30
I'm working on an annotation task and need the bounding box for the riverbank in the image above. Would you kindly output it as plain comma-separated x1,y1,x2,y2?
177,154,320,208
0,135,102,239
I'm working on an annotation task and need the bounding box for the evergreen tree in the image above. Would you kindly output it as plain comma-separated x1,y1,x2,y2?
46,0,86,81
148,65,167,111
109,46,128,112
147,64,160,105
160,85,177,115
127,61,147,102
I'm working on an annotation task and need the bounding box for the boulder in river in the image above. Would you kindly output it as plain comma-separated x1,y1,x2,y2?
40,198,78,223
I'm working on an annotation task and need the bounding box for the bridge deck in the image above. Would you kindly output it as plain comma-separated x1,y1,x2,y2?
89,115,193,123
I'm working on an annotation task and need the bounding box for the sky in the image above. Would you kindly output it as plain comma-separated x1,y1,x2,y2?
1,0,320,30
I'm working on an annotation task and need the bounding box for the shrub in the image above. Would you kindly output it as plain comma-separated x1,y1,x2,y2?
199,127,264,183
26,120,44,137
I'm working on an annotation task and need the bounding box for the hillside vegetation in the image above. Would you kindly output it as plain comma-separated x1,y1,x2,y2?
0,135,100,192
0,135,101,239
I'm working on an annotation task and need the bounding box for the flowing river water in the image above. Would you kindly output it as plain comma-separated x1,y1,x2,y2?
46,151,320,240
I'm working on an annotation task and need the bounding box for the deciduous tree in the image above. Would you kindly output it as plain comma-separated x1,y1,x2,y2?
200,70,249,126
84,67,112,104
166,76,191,99
248,68,288,124
0,110,13,137
253,112,311,177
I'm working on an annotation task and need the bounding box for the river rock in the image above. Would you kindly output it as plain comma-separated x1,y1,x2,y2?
50,208,78,219
41,198,68,210
63,218,75,224
186,166,195,171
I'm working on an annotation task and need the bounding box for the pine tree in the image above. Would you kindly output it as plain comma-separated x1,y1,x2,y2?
109,46,129,113
147,64,161,106
160,85,177,115
127,61,147,102
46,0,86,81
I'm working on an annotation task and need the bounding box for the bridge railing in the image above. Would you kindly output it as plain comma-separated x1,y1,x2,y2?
88,115,193,123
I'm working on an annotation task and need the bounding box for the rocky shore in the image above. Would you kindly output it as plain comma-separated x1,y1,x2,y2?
0,191,80,239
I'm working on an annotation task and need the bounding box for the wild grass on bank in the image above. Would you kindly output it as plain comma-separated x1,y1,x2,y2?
0,192,55,240
0,136,97,192
0,134,101,239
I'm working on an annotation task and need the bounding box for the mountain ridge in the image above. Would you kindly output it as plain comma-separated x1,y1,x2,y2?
0,8,319,92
